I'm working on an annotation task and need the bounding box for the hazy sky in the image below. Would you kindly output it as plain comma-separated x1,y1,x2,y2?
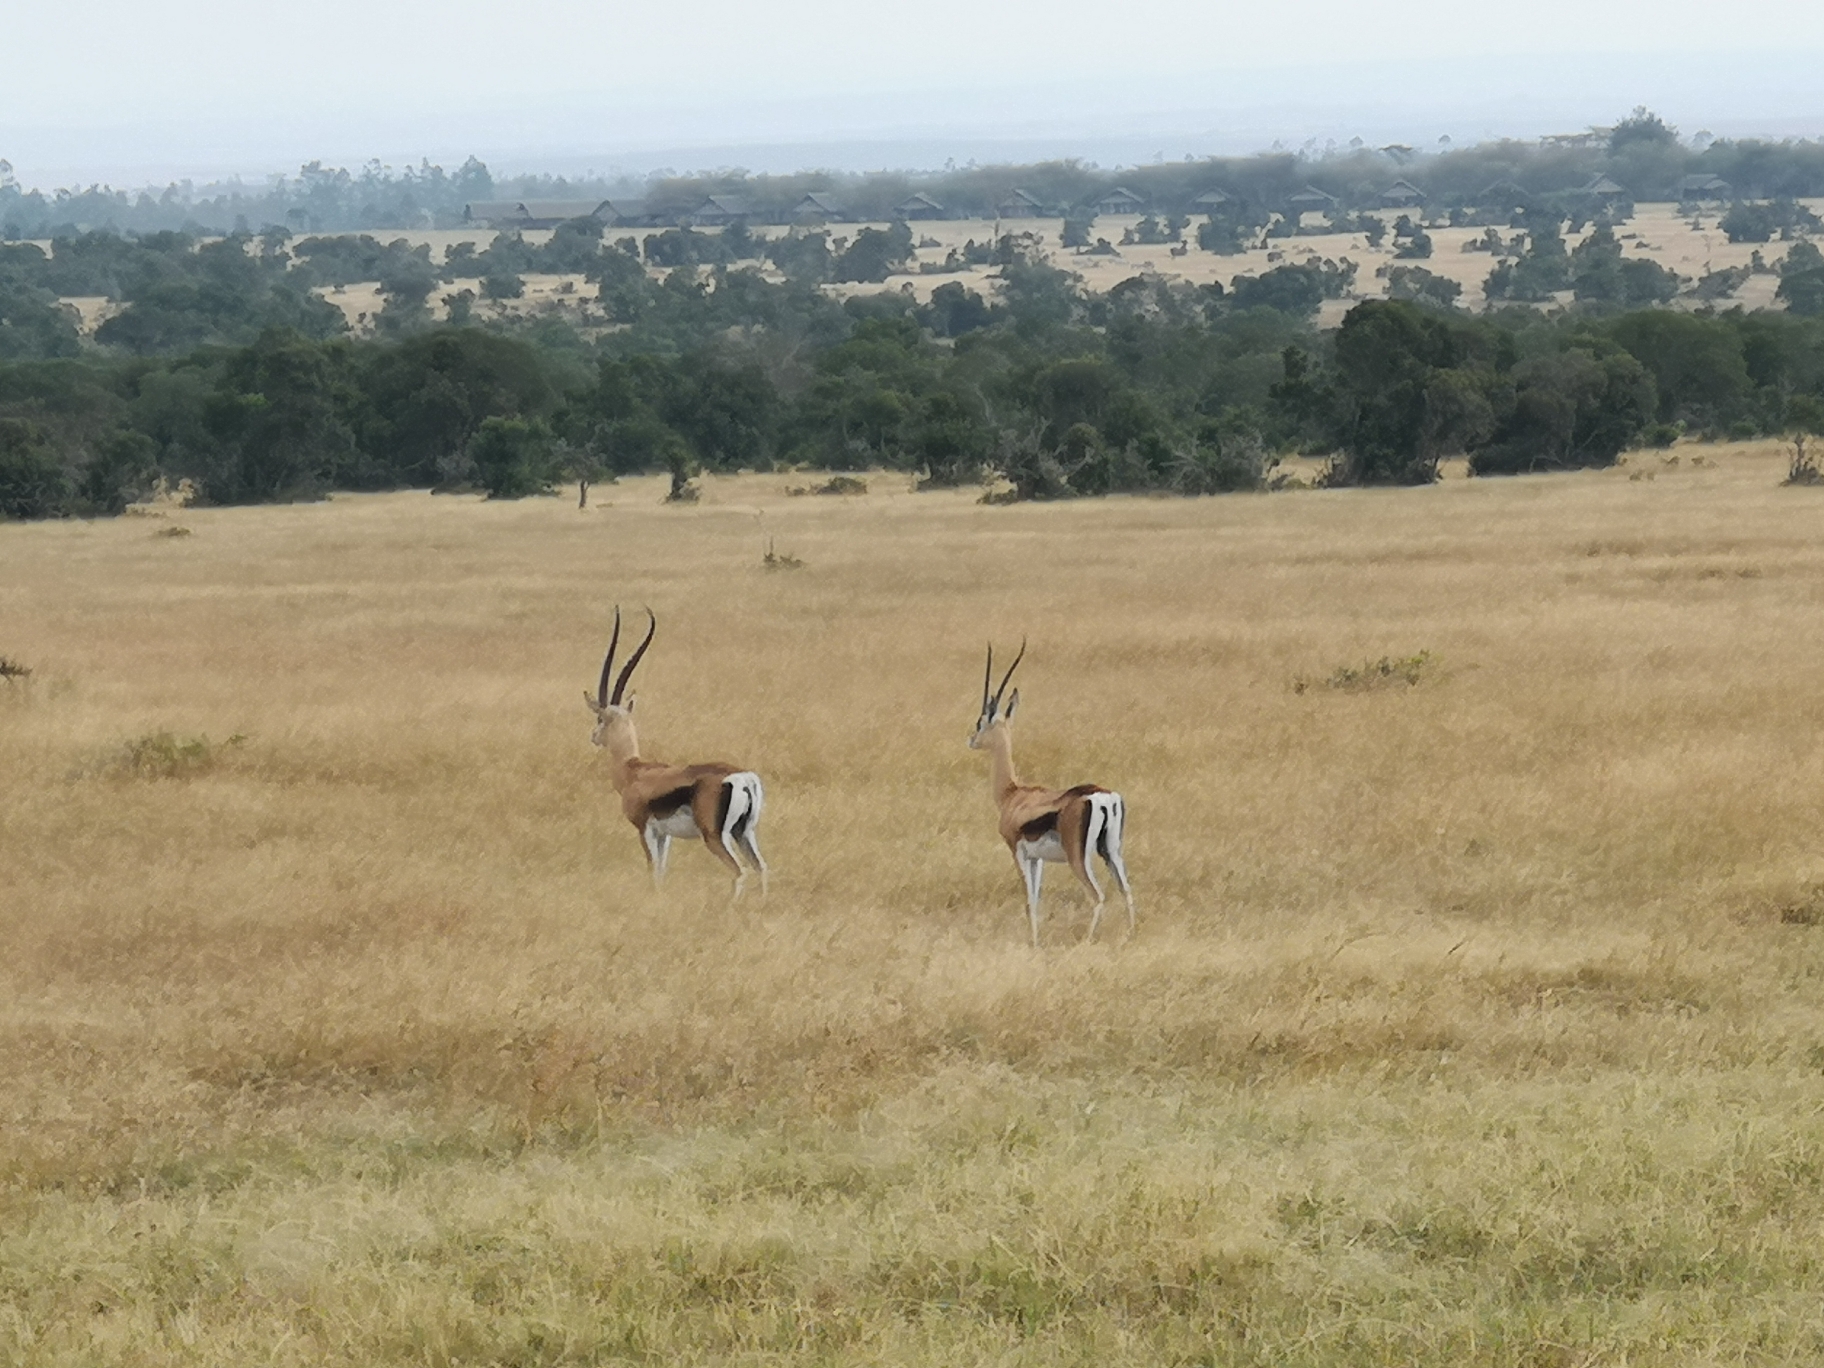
5,0,1824,185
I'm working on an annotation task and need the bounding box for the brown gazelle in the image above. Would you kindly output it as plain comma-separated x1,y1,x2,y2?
969,640,1134,946
584,607,767,897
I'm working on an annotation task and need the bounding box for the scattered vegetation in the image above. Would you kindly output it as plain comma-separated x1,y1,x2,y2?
0,655,30,683
109,730,246,779
1785,432,1821,485
761,537,804,570
1294,649,1436,694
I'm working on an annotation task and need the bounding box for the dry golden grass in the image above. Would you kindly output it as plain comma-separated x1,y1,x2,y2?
6,448,1824,1364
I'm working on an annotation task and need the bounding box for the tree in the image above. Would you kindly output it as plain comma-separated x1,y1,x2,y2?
197,328,361,502
1570,224,1679,306
908,390,990,486
831,223,914,283
0,279,81,358
1604,311,1752,427
481,267,524,300
1386,266,1461,309
1609,107,1678,153
0,418,70,519
921,281,993,337
1325,300,1501,485
1721,202,1777,244
1472,348,1653,474
467,415,556,498
1776,241,1824,316
1484,221,1571,301
375,244,438,333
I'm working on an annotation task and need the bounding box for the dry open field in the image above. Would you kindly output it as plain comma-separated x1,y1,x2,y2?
6,448,1824,1364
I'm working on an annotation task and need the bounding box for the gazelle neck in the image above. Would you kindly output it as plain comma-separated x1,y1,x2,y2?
983,724,1020,801
600,715,643,791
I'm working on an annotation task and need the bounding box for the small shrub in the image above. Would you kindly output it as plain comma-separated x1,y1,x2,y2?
1641,422,1683,449
762,539,804,571
0,656,31,684
1785,434,1821,486
1294,650,1434,695
113,731,246,779
153,525,194,538
817,475,868,496
1776,887,1824,925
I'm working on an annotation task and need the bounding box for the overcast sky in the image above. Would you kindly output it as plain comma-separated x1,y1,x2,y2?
5,0,1824,186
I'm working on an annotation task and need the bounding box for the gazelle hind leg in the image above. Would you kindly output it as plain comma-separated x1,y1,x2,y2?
1102,797,1135,935
1078,804,1109,942
703,777,756,901
729,774,767,897
738,830,768,897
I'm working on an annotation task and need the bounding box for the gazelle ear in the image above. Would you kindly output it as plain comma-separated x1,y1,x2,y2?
1004,689,1019,720
583,690,600,712
625,694,636,714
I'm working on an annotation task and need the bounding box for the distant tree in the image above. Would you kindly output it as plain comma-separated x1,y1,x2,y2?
197,327,360,502
375,244,438,333
1776,240,1824,316
1721,202,1777,244
908,390,991,486
1609,107,1678,153
1324,300,1500,485
467,415,556,498
1603,310,1753,427
921,281,994,336
442,289,475,325
1570,223,1680,306
0,278,81,358
1385,265,1461,309
1393,228,1433,259
1060,214,1094,250
0,418,71,519
536,217,607,273
481,268,524,300
832,223,914,283
76,429,158,513
1228,260,1353,315
1472,347,1654,474
1483,221,1571,301
766,230,832,282
1196,215,1248,254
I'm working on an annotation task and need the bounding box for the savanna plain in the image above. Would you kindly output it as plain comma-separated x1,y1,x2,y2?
6,450,1824,1366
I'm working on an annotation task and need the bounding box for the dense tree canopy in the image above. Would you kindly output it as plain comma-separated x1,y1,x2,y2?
2,200,1823,518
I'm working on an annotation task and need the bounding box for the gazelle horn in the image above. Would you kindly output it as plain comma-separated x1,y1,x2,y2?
596,606,622,709
611,608,656,705
991,637,1027,713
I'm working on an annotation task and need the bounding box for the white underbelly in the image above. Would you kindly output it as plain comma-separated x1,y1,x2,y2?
1017,832,1067,863
648,809,700,840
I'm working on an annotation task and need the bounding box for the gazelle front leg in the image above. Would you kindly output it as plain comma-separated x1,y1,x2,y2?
1018,854,1044,947
641,822,672,887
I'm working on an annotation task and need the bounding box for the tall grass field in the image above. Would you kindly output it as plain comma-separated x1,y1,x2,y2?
4,450,1824,1365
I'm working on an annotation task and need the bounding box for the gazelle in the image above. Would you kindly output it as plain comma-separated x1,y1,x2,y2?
969,641,1134,946
584,608,767,897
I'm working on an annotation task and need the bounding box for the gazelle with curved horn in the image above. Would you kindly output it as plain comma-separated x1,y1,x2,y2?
584,608,768,896
968,640,1134,946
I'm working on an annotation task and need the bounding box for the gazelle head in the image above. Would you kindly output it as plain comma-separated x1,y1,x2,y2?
584,606,656,749
968,638,1025,749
